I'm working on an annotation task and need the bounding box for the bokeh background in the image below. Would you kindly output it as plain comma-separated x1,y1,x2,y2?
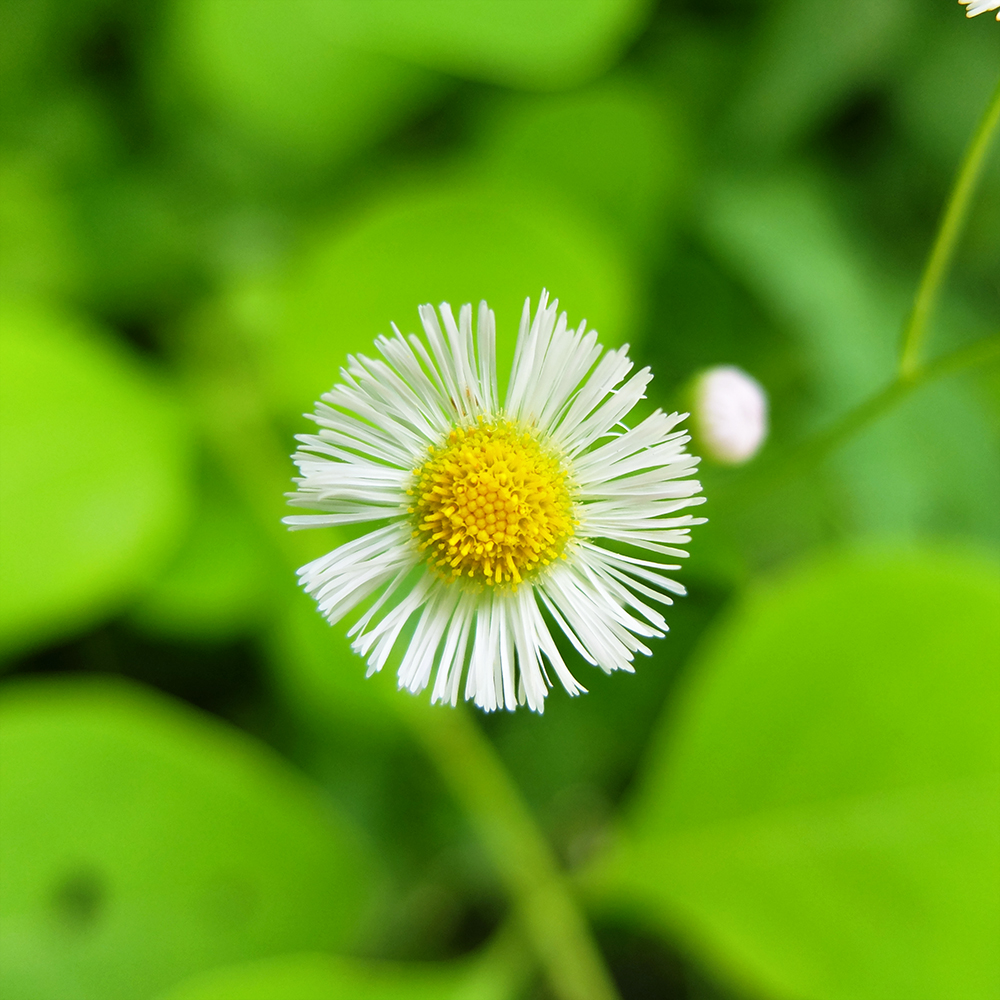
1,1,998,999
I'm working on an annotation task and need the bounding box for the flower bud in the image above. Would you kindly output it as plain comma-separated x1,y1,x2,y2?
692,365,768,466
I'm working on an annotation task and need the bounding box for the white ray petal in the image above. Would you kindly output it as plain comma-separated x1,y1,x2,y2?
286,293,706,713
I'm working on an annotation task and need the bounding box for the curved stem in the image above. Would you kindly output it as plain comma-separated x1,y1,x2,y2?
728,333,1000,504
398,700,621,1000
898,74,1000,378
810,333,999,467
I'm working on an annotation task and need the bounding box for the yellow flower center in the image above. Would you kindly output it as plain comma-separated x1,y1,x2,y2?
409,420,575,587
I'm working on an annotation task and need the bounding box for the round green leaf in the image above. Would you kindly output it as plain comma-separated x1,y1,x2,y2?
155,951,519,1000
473,78,687,248
265,592,403,740
318,0,654,90
603,549,1000,1000
130,481,275,643
0,678,376,1000
169,0,445,166
0,159,80,300
0,300,192,658
252,179,637,419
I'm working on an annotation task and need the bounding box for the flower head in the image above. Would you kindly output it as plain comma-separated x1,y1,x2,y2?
285,292,705,712
692,365,769,466
959,0,999,18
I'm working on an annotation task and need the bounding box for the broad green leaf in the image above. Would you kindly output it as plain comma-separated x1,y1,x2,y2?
724,0,913,156
72,170,200,320
599,549,1000,1000
169,0,445,167
130,481,275,643
0,300,192,658
265,592,402,740
473,76,687,250
312,0,653,90
895,6,1000,170
0,0,111,93
0,678,376,1000
249,179,636,420
0,159,79,300
156,949,521,1000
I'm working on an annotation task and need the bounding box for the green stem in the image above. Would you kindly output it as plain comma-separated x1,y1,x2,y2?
180,324,621,1000
807,333,1000,469
728,333,1000,504
898,74,1000,378
399,701,621,1000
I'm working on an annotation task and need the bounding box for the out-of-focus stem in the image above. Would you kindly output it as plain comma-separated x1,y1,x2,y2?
398,700,622,1000
898,74,1000,378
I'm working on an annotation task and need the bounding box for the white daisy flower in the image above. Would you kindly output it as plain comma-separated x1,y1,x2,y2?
959,0,999,18
284,292,706,713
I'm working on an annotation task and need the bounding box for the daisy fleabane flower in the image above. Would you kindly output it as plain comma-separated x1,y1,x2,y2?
284,292,706,713
959,0,999,18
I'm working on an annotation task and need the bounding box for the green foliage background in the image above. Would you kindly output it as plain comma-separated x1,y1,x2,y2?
0,1,998,998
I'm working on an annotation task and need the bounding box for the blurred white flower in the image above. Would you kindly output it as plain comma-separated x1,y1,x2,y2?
959,0,1000,18
284,292,705,713
692,365,768,466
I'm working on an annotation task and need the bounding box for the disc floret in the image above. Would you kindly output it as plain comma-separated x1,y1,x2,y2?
409,419,575,587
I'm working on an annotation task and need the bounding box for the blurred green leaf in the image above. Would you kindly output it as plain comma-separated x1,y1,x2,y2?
0,677,377,1000
703,172,897,411
169,0,446,167
316,0,653,90
472,75,687,251
0,299,192,659
725,0,913,156
129,480,275,643
155,948,520,1000
0,0,108,95
265,591,402,740
72,171,201,320
599,548,1000,1000
243,179,637,420
895,10,1000,170
0,158,80,299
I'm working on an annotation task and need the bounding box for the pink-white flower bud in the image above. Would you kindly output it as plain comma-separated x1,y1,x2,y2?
692,366,768,466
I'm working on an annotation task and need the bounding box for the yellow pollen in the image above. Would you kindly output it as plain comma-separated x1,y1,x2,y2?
410,419,575,588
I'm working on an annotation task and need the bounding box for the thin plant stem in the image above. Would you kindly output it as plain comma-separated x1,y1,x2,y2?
898,74,1000,378
728,333,1000,505
805,333,999,468
398,700,622,1000
179,322,622,1000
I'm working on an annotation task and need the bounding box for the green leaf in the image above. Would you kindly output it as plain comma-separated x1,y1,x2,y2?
724,0,913,156
265,592,402,740
72,171,200,320
250,179,637,420
0,159,79,300
155,949,520,1000
0,299,193,658
169,0,446,167
129,481,275,643
599,549,1000,1000
0,678,376,1000
317,0,654,90
473,76,687,250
